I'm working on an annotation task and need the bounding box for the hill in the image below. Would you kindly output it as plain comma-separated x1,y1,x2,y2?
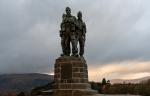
0,73,53,95
110,76,150,84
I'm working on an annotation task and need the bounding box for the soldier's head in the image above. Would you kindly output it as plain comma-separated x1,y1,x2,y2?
65,7,71,15
77,11,82,19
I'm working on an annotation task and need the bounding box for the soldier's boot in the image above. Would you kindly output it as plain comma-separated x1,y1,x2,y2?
72,53,79,57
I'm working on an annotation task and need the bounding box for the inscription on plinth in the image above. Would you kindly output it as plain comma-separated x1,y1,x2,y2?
61,63,72,79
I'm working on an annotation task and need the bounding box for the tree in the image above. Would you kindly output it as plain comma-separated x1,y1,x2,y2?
102,78,106,85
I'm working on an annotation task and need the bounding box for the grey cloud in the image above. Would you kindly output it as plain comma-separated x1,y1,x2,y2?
0,0,150,75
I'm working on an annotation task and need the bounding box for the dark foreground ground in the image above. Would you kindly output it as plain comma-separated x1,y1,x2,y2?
95,94,140,96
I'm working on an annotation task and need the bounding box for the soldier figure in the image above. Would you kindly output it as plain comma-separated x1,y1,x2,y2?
60,7,78,57
76,11,86,57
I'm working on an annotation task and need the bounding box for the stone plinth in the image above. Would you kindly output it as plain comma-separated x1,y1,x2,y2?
53,56,97,96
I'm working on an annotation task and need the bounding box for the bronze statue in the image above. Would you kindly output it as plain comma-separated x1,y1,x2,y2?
76,11,86,57
60,7,78,57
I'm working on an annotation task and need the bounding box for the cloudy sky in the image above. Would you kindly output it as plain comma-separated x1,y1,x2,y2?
0,0,150,81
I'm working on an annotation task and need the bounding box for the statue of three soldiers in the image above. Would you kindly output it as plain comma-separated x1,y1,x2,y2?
60,7,86,57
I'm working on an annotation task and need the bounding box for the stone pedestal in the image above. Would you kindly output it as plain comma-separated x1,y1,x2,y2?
53,56,97,96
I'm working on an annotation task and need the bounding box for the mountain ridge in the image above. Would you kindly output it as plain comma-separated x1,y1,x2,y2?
110,76,150,84
0,73,53,95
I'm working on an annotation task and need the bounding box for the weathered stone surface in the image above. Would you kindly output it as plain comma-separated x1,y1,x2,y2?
53,56,97,96
54,56,88,83
54,73,60,78
53,89,97,96
53,90,73,96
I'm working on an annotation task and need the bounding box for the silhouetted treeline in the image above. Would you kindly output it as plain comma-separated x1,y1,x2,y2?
90,78,150,96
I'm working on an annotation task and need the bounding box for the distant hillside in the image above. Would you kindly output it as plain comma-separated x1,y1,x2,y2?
110,76,150,84
0,73,53,94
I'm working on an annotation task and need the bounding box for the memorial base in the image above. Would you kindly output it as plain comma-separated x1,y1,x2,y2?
53,56,97,96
